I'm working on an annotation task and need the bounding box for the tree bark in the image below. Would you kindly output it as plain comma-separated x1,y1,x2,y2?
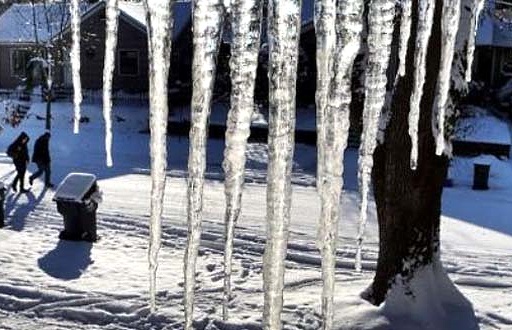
367,0,449,305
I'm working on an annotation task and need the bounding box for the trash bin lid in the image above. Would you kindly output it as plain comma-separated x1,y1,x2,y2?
53,173,97,202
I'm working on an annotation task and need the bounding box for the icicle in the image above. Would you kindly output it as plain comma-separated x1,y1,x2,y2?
70,0,82,134
316,0,363,327
263,0,301,329
143,0,174,313
465,0,484,82
314,0,336,195
184,0,224,328
397,0,412,78
434,0,460,156
102,0,119,168
408,0,435,170
355,0,395,272
222,0,262,321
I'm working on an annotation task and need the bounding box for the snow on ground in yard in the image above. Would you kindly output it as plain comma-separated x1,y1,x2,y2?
170,103,317,131
0,100,511,329
455,106,511,145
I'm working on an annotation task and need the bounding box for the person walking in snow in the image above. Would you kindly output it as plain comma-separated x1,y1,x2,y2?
7,132,30,193
29,131,53,188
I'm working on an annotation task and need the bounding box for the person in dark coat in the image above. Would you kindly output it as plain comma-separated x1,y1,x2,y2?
7,132,30,193
29,131,53,188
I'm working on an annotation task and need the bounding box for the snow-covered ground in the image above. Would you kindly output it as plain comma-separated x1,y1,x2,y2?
455,106,511,146
0,100,511,329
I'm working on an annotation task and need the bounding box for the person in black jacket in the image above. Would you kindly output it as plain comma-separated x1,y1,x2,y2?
29,131,53,188
7,132,30,193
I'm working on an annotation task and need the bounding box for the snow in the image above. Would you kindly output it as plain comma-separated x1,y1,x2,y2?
0,3,71,43
454,107,511,145
53,173,97,203
475,1,493,46
116,1,191,40
0,101,511,329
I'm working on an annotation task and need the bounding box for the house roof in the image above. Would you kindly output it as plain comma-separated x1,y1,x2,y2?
301,0,314,26
0,0,312,46
0,2,85,44
477,0,512,48
81,0,191,41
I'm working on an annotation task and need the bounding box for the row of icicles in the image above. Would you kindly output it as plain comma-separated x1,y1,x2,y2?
68,0,483,328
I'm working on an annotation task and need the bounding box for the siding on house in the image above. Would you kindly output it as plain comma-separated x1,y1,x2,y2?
0,44,31,89
76,6,149,92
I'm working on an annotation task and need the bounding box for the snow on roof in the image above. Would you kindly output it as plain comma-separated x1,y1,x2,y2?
0,2,87,44
118,1,145,28
173,1,192,40
455,107,511,146
116,1,191,40
301,0,314,26
53,172,97,203
476,1,512,48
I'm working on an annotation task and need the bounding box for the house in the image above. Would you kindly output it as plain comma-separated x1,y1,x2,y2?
63,0,192,93
474,0,512,87
0,2,74,90
0,1,192,94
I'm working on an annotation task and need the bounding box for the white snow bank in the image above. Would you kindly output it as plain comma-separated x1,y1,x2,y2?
333,262,478,330
0,101,510,329
455,107,511,145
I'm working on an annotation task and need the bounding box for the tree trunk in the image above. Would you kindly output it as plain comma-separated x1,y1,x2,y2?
367,0,448,305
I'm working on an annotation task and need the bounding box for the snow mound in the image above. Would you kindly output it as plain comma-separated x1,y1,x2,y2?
333,261,479,330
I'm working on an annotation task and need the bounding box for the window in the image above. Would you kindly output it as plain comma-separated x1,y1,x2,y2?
11,49,31,77
501,49,512,76
118,50,139,76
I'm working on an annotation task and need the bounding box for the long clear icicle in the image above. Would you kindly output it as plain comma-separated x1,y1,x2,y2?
434,0,460,156
143,0,174,313
408,0,435,170
465,0,484,82
222,0,262,321
70,0,82,134
397,0,412,78
263,0,301,329
102,0,119,167
184,1,224,328
314,0,336,196
315,0,363,328
355,0,395,272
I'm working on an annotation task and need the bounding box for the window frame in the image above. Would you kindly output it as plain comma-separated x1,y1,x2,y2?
117,49,140,77
10,48,31,78
500,49,512,77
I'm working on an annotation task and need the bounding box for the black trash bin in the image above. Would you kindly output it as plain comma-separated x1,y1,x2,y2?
0,182,6,228
53,173,101,242
473,162,490,190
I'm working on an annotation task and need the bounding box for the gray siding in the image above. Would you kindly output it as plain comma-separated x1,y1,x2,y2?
78,7,149,92
0,44,32,89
